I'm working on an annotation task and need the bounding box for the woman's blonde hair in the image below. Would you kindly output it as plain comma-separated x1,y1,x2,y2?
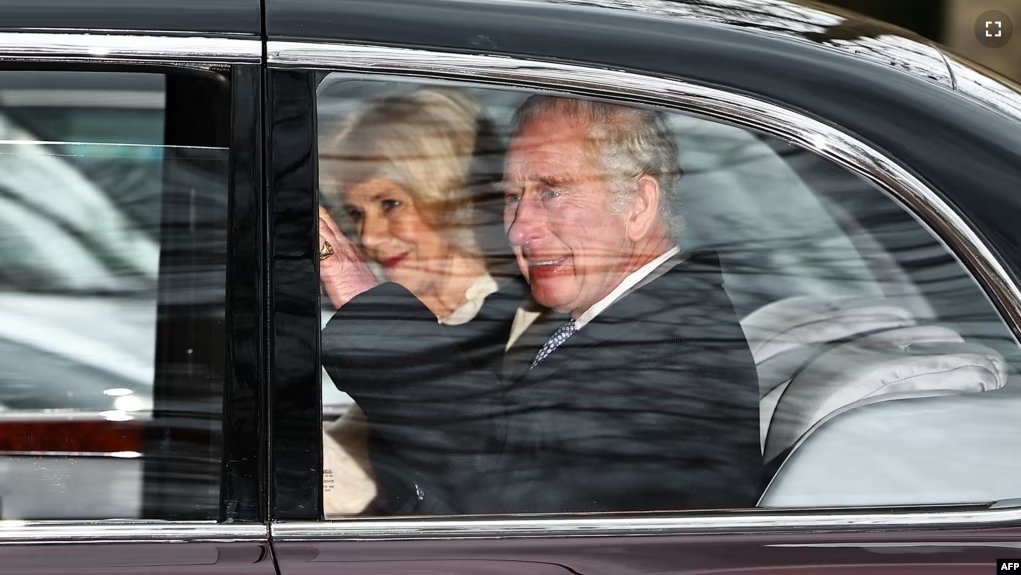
320,88,490,257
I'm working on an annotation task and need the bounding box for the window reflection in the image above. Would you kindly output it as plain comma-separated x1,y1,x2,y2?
541,1,953,87
317,77,1021,518
0,71,228,520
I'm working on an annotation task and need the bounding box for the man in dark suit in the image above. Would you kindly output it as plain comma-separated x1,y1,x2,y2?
322,96,761,515
457,96,762,513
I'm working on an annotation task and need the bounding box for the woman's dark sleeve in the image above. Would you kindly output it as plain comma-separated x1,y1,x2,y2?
322,282,498,417
322,282,505,514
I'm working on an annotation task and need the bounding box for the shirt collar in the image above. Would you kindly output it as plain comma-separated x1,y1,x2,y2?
574,245,681,330
439,272,499,326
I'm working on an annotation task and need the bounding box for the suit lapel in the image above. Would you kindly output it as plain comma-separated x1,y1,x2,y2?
514,251,720,386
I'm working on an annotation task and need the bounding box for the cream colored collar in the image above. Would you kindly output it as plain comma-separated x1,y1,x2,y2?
438,272,500,326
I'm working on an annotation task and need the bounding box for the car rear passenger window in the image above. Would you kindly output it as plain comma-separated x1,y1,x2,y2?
314,76,1021,518
0,70,229,520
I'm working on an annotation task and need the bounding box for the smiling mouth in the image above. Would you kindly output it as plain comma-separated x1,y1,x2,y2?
527,256,567,269
382,253,408,269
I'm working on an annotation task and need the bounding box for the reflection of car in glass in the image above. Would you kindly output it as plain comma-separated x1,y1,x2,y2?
0,76,163,519
0,71,229,520
0,72,162,412
4,0,1021,574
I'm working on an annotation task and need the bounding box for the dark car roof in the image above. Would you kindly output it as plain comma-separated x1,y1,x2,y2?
0,0,260,37
265,0,1021,122
266,0,1021,294
266,0,953,87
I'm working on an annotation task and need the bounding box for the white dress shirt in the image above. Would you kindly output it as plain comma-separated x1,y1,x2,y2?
507,245,681,348
574,245,681,329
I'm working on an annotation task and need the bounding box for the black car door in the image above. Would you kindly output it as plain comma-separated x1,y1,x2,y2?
265,2,1021,575
0,3,274,572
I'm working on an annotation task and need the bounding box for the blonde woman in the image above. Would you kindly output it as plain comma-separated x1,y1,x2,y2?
318,88,525,515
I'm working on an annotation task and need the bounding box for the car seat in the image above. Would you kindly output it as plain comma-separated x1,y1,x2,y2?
742,295,1010,507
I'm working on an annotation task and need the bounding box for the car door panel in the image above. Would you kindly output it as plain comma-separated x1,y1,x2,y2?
274,532,1021,575
265,2,1021,574
0,2,269,563
0,542,275,575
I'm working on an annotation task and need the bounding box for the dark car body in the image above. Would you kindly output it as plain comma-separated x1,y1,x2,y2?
1,0,1021,573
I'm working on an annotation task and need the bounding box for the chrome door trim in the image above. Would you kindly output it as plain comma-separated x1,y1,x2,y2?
267,42,1021,538
0,450,142,458
272,506,1021,540
0,32,261,64
268,42,1021,341
0,521,266,544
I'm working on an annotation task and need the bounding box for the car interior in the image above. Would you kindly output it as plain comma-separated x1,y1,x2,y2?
318,77,1021,513
683,126,1021,508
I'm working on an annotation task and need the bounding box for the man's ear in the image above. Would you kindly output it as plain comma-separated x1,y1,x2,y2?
626,174,661,242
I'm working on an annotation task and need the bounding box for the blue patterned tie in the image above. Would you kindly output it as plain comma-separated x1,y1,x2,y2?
530,320,577,369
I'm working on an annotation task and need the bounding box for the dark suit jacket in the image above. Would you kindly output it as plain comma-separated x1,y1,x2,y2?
324,252,761,515
322,276,525,515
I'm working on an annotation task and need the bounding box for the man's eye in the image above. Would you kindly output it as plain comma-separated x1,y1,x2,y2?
541,187,561,200
381,198,401,212
504,192,522,205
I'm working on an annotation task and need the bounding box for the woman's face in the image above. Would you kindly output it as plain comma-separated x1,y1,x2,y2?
342,178,454,298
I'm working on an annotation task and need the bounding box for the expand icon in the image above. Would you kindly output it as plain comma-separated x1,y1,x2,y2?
975,10,1014,48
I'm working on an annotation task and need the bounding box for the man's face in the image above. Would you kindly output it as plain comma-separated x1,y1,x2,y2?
504,112,633,315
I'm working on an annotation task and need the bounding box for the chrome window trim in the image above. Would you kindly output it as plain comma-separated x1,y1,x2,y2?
0,521,266,544
0,32,260,64
268,42,1021,537
0,450,143,458
272,506,1018,540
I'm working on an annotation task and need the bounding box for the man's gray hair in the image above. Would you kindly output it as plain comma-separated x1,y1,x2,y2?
511,96,683,235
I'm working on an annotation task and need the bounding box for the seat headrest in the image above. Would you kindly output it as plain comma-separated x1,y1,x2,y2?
759,391,1021,508
741,295,915,365
763,326,1007,462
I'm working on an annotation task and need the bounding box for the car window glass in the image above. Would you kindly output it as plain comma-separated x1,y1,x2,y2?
315,75,1021,518
0,70,228,520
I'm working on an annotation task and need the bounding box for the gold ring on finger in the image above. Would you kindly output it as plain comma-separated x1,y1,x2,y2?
319,240,335,260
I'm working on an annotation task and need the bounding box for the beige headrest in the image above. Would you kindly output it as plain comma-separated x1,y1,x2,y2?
742,295,915,365
763,326,1006,461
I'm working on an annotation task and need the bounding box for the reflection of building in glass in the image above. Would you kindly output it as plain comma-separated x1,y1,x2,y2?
544,1,954,87
547,0,843,33
548,0,1021,100
542,0,1021,126
947,56,1021,123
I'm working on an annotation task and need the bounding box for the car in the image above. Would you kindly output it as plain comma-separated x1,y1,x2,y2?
1,0,1021,573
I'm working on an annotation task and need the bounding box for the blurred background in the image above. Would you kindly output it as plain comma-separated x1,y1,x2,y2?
823,0,1021,82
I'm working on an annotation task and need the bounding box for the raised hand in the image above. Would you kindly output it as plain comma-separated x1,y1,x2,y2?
319,205,379,309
